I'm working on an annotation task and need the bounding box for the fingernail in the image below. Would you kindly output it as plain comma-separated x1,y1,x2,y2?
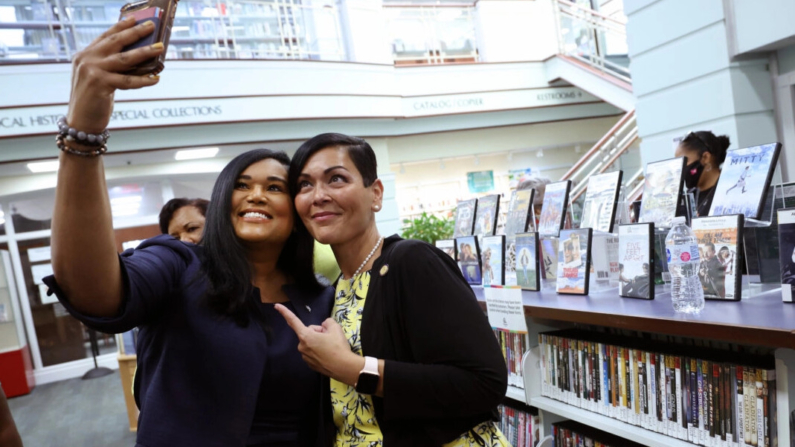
141,20,154,27
150,75,160,81
151,42,164,50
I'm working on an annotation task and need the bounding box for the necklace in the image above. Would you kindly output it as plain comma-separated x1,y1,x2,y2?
344,236,383,280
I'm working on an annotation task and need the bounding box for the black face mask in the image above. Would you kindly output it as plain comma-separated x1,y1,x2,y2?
684,160,704,189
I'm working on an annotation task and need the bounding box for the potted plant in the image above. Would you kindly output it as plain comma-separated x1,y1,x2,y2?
401,212,455,245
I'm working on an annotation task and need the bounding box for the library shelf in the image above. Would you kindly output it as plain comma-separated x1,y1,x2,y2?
505,385,527,404
472,285,795,349
529,396,694,447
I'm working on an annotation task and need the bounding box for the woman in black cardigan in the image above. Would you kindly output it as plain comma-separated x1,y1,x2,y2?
276,133,509,446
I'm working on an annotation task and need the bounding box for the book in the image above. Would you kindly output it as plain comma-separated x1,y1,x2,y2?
455,236,482,285
538,180,571,237
581,171,624,233
474,194,500,236
514,232,540,291
434,239,456,260
777,208,795,303
618,223,655,299
481,235,505,286
639,157,686,228
556,228,592,295
710,143,782,220
691,215,744,301
453,198,477,238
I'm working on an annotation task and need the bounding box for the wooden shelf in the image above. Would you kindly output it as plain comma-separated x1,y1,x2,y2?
530,396,695,447
473,284,795,349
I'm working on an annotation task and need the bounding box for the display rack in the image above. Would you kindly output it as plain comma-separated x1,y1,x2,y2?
473,284,795,446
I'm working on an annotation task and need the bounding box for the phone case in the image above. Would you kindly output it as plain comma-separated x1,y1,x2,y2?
119,0,179,75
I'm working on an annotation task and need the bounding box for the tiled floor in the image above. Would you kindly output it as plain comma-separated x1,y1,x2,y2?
7,370,137,447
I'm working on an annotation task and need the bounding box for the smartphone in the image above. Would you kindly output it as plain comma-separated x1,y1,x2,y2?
118,0,179,76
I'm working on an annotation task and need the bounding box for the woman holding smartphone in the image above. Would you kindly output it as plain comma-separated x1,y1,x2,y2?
277,133,509,446
45,20,332,447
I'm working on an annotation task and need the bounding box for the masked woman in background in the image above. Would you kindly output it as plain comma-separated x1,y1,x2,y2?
674,131,731,217
277,133,509,446
44,20,332,447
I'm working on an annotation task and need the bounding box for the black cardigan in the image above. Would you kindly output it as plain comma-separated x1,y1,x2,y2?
329,235,508,445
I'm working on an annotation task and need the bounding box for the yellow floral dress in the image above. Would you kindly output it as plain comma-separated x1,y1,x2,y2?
332,272,510,447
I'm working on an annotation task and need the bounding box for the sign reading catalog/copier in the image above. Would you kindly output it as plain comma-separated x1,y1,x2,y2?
0,86,598,138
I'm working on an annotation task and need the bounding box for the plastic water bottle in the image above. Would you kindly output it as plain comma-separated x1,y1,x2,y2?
665,216,705,313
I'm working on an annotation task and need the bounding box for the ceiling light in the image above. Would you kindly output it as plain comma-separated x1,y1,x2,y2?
474,155,480,166
537,149,544,158
175,148,219,161
440,159,445,170
575,145,581,153
400,163,406,174
27,160,60,173
507,153,513,161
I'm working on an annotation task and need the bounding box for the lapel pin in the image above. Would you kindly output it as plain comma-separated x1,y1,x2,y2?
305,305,311,312
380,265,389,276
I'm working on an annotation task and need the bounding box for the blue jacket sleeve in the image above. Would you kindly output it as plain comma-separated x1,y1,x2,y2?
42,235,197,334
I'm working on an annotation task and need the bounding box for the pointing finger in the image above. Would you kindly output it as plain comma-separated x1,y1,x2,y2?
274,303,308,334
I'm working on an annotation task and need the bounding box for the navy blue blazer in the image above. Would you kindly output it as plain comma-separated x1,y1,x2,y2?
43,235,334,447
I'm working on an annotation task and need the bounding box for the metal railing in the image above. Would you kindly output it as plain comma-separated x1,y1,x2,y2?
553,0,630,84
0,0,345,63
384,3,478,65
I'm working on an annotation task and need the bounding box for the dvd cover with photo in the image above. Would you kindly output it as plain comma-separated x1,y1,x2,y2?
538,180,571,237
481,235,506,286
504,190,535,286
709,143,782,220
515,232,540,291
453,199,478,238
691,215,744,300
777,208,795,303
557,228,592,295
639,157,686,228
580,171,623,233
540,237,559,280
474,194,500,236
456,236,482,285
435,239,456,260
618,223,655,299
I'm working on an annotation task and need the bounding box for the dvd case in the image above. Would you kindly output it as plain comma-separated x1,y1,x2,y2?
456,236,482,285
778,208,795,303
556,228,593,295
538,180,571,237
691,215,744,300
618,223,655,299
481,235,506,286
453,198,478,238
639,157,686,228
581,171,624,233
474,194,500,236
709,143,782,220
435,239,456,260
514,232,540,291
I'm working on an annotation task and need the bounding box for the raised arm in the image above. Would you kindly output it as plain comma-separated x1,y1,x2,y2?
51,18,162,317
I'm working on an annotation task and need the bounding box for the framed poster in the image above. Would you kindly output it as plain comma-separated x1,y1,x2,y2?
618,223,655,299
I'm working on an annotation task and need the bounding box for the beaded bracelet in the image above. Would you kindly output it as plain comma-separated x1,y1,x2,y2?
57,116,110,147
56,134,108,157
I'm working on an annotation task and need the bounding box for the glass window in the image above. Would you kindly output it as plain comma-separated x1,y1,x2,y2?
387,5,478,65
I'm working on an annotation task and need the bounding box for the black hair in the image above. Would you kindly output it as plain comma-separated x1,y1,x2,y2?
201,149,321,327
158,198,210,234
289,133,378,191
680,131,731,166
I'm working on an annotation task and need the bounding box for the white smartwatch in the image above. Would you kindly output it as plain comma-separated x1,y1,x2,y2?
355,356,380,395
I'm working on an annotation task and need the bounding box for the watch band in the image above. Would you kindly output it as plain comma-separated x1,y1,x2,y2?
361,356,379,375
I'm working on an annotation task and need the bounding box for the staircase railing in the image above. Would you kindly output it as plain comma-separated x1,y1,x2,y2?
553,0,631,84
561,109,638,202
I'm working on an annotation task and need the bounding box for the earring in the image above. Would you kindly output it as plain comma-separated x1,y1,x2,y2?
374,205,380,211
705,164,712,172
